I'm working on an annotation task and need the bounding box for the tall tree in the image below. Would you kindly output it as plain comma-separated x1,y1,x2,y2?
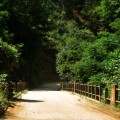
0,0,20,75
3,0,60,86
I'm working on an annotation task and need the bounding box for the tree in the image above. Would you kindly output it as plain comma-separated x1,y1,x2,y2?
56,27,96,81
0,1,20,74
96,0,120,32
2,0,61,86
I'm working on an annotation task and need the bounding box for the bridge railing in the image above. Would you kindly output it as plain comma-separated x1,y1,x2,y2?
61,82,102,102
0,81,26,99
116,88,120,104
61,82,120,106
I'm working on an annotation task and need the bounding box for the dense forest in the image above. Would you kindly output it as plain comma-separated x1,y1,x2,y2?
0,0,120,115
0,0,120,88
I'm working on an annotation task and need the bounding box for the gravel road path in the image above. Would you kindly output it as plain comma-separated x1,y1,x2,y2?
3,83,118,120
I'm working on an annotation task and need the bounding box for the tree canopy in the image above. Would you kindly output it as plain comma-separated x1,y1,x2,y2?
0,0,120,87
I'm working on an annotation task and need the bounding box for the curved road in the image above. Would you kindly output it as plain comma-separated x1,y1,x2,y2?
4,83,117,120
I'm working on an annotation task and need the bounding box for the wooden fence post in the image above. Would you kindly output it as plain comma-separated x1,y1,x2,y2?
99,85,101,102
74,81,75,93
95,85,97,100
91,85,93,98
85,84,87,96
110,84,118,105
61,82,63,90
104,88,108,104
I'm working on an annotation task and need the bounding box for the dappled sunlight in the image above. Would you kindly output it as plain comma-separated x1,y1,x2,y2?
32,82,61,91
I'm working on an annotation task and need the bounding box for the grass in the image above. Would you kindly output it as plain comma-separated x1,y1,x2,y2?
78,94,120,119
13,89,28,99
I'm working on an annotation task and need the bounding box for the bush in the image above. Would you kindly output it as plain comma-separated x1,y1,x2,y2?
86,32,120,85
73,57,97,83
0,74,9,116
88,73,108,85
56,37,91,81
59,31,120,85
0,39,19,73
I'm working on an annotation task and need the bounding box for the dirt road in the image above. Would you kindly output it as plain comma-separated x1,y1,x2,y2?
2,83,118,120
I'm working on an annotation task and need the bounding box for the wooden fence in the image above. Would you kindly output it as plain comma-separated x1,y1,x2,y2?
0,81,26,92
61,82,120,106
0,81,26,99
9,81,26,92
117,88,120,104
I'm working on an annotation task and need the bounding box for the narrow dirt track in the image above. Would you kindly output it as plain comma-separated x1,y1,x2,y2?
2,83,118,120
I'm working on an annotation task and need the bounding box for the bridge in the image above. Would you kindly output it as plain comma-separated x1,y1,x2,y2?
2,82,119,120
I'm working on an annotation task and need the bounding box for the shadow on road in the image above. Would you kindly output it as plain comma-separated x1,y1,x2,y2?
15,99,44,103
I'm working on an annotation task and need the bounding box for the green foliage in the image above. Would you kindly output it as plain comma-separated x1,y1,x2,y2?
0,0,57,85
73,58,97,83
0,75,9,116
0,39,19,73
0,100,9,116
13,89,28,99
88,73,108,85
87,32,120,85
56,29,120,85
110,18,120,35
110,18,120,30
0,11,9,22
0,74,7,82
96,0,120,21
101,49,120,85
56,27,96,81
1,0,120,94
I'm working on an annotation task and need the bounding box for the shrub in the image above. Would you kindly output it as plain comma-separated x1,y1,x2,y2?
0,74,8,116
0,39,19,73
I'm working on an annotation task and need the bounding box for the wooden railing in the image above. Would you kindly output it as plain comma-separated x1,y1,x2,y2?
61,82,120,106
61,82,102,102
10,81,26,92
0,81,26,99
0,81,26,92
115,88,120,105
